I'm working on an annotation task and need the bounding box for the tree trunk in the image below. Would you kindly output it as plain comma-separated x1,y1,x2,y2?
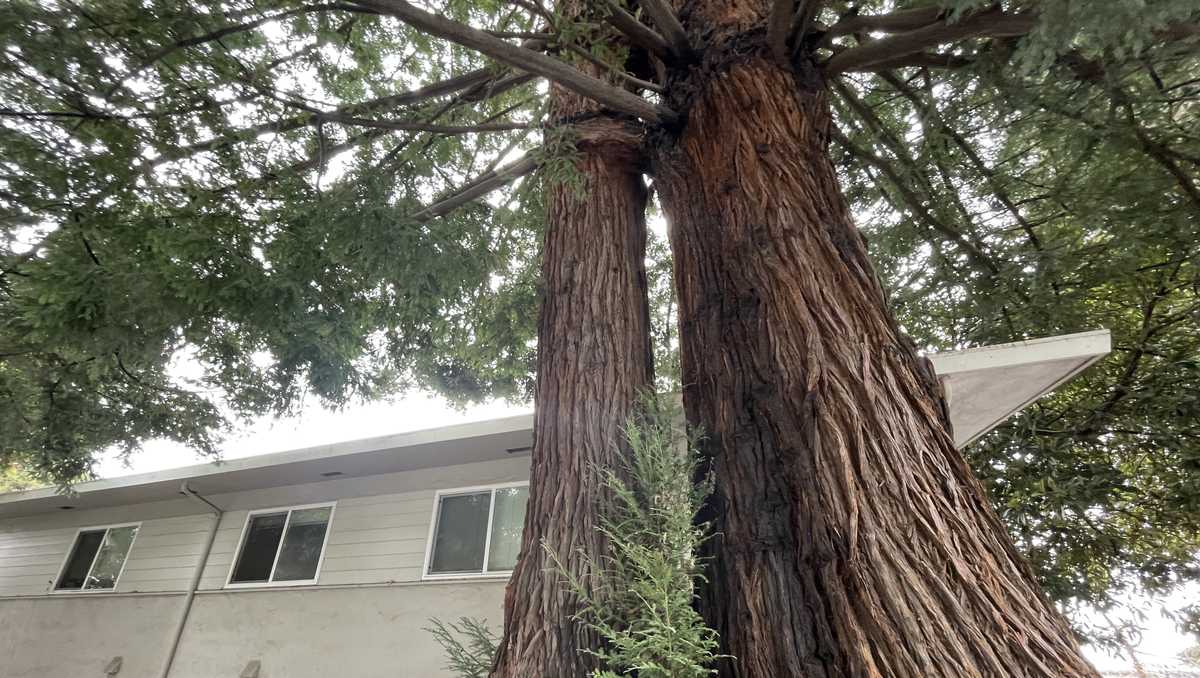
489,82,654,674
653,8,1100,675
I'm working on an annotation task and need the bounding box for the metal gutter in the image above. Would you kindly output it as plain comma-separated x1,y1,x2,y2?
158,482,222,678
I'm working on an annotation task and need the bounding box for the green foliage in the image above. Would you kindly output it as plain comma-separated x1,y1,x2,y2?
426,617,499,678
546,394,719,678
0,463,40,492
534,125,587,199
0,0,1197,643
0,0,545,479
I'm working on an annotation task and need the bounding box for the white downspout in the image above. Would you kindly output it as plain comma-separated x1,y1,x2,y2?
159,482,222,678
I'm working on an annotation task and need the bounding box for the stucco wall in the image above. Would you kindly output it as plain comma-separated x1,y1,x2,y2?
171,582,506,678
0,593,182,677
0,581,505,678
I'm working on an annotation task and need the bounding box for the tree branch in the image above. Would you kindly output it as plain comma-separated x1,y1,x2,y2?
831,126,1002,278
767,0,795,63
162,67,513,162
0,108,120,121
311,114,530,133
410,154,540,220
352,0,675,123
878,70,1043,251
850,51,972,72
562,43,663,93
602,0,672,61
635,0,693,59
825,8,1035,74
790,0,823,46
103,4,372,100
825,6,943,40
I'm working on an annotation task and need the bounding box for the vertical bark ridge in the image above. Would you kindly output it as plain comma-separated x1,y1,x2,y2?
489,70,655,676
654,51,1099,677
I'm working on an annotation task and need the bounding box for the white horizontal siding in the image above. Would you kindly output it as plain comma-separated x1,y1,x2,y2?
0,527,73,596
195,512,250,589
1,456,528,597
117,513,217,593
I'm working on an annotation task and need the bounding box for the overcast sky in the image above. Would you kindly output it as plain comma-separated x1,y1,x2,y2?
94,392,528,478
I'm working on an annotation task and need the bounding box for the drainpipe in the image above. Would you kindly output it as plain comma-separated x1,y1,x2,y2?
158,482,222,678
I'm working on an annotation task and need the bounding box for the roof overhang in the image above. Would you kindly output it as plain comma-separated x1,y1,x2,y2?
0,415,535,519
0,331,1110,518
927,329,1111,448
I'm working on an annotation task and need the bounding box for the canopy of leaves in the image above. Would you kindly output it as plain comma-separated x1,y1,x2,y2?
1,0,547,481
0,0,1196,635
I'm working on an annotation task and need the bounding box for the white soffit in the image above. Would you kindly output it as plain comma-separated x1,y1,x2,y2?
0,414,535,518
927,329,1111,448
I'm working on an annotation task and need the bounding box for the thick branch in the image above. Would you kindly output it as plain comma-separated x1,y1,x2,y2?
602,0,671,61
353,0,675,123
825,6,943,39
634,0,693,59
410,153,539,220
312,114,530,133
790,0,823,43
851,51,972,71
825,8,1035,74
165,69,534,163
767,0,795,62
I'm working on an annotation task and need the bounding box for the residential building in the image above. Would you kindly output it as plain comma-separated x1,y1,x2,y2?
0,331,1109,677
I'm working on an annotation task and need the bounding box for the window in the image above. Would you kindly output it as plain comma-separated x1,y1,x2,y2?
425,483,528,578
55,523,140,591
227,503,334,586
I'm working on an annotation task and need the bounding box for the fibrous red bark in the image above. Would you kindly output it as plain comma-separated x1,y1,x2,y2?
489,78,654,676
652,3,1101,675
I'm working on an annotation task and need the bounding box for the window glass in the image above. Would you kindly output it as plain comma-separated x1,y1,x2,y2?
230,512,287,584
273,507,332,581
84,525,139,590
429,492,490,574
426,485,529,576
486,486,528,572
56,530,106,590
229,506,334,585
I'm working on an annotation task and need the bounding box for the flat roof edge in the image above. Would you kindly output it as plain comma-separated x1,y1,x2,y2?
0,412,534,506
928,329,1111,375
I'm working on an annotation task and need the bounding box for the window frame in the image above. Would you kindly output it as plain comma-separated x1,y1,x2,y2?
422,481,529,581
52,521,142,594
224,501,337,589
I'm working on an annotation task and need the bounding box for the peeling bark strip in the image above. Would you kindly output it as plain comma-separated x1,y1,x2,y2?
653,12,1099,676
489,77,654,678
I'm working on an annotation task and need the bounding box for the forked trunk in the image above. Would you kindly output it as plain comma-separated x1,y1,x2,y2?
489,83,654,674
653,10,1099,676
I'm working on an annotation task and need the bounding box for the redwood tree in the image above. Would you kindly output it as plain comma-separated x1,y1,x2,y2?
491,7,655,672
2,0,1197,675
652,2,1095,673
